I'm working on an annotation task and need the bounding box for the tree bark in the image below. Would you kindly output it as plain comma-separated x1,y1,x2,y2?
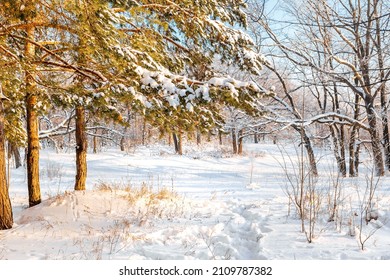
172,131,183,155
366,99,385,176
232,128,238,154
291,125,318,176
173,133,179,153
349,94,361,177
74,106,87,191
0,100,13,229
120,135,125,152
375,3,390,170
93,132,98,153
25,24,41,207
238,129,244,155
178,130,183,155
330,125,347,177
142,119,146,146
196,130,201,146
8,142,22,169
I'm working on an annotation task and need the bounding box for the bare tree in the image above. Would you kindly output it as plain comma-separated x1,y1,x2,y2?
250,0,390,176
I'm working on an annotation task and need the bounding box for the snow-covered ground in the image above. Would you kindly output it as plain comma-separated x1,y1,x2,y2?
1,143,390,260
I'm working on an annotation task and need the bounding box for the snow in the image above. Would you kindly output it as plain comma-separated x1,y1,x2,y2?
2,143,390,260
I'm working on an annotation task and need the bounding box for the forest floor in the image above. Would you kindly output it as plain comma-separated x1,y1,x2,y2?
1,142,390,260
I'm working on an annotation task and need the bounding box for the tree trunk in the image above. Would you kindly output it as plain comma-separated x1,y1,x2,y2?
142,119,146,146
238,129,244,155
218,130,223,145
349,94,361,177
172,131,183,155
8,142,22,169
293,125,318,176
380,89,390,171
196,130,201,146
330,82,347,176
375,7,390,170
74,106,87,191
25,25,41,207
0,100,13,229
178,130,183,155
349,127,359,177
120,126,127,152
232,128,238,154
120,135,125,152
330,125,347,177
93,133,98,153
173,133,179,153
366,101,385,176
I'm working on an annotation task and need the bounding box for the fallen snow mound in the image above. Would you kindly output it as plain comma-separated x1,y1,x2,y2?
3,189,265,260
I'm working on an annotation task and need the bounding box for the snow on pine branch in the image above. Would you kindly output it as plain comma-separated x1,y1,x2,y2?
205,18,266,75
132,65,265,110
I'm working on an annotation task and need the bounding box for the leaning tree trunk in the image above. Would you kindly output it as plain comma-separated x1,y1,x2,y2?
293,125,318,176
25,25,41,207
74,106,87,191
0,99,13,229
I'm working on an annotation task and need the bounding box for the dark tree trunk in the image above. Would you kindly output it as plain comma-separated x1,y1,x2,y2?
366,99,385,176
173,133,179,153
349,94,361,177
348,126,359,177
120,126,127,152
330,83,347,176
74,106,87,191
178,130,183,155
330,125,347,177
238,129,244,155
219,131,223,145
120,135,125,152
142,120,146,146
196,130,201,146
8,142,22,169
0,99,13,229
293,125,318,176
172,131,183,155
232,128,238,154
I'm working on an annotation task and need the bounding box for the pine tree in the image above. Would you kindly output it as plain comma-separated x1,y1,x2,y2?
1,1,270,202
0,85,13,229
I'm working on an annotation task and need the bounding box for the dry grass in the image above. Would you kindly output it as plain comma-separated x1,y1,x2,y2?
95,181,177,204
94,181,183,224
